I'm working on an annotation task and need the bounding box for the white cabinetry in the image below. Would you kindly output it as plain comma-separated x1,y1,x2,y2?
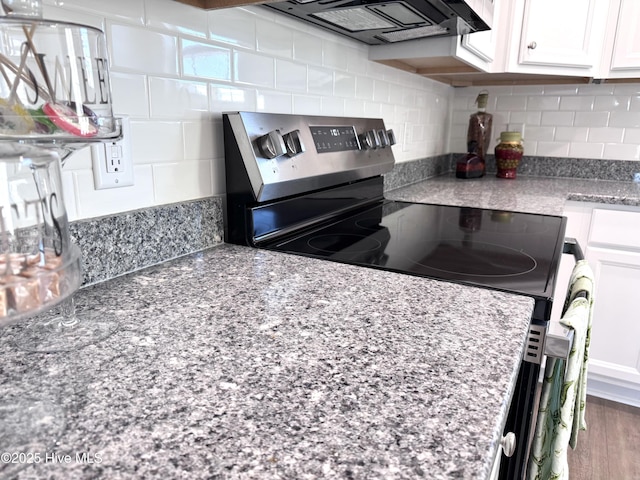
599,0,640,79
504,0,608,77
561,202,640,408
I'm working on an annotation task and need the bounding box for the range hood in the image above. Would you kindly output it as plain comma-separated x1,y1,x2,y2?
263,0,490,45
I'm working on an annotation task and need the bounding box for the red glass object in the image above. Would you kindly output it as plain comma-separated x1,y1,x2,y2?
495,132,523,179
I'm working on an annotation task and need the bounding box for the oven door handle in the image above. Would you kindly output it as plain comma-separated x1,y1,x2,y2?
562,237,584,261
543,238,586,361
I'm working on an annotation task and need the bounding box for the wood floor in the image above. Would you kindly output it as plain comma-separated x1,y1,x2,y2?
567,395,640,479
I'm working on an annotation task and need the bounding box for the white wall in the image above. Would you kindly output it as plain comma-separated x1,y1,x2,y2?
43,0,452,222
451,84,640,160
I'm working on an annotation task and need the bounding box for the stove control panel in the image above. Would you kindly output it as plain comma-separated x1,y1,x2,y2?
223,112,397,202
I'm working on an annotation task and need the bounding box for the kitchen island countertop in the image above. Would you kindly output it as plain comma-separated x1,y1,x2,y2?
2,244,533,480
386,173,640,215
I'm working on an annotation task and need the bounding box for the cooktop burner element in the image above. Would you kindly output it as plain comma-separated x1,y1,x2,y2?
407,239,537,277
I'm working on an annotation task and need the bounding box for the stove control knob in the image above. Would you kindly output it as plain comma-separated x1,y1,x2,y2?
283,129,305,157
360,129,381,150
378,129,390,147
386,129,397,146
257,130,286,159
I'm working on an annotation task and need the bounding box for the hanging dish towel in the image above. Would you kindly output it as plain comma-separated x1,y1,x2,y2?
527,260,595,480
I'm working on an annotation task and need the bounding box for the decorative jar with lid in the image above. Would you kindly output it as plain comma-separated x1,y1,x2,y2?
494,131,523,179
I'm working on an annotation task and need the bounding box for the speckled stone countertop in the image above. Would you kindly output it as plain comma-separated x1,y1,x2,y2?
386,173,640,215
1,244,534,480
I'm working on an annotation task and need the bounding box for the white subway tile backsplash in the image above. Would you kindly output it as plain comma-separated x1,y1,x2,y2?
320,97,345,116
574,111,610,127
59,0,145,25
209,8,256,50
109,23,179,76
521,126,555,142
308,67,334,96
293,95,322,115
452,83,640,161
152,161,213,204
509,111,542,126
345,46,369,76
588,127,624,143
43,5,105,30
111,73,150,118
373,80,390,103
603,143,640,160
623,128,640,144
275,60,307,93
234,51,274,87
293,31,323,65
355,76,375,101
536,142,570,157
609,111,640,128
256,20,293,58
614,85,640,95
363,102,382,118
182,121,218,161
496,96,527,111
559,96,594,112
577,84,615,96
256,90,292,113
181,40,231,81
322,41,349,71
527,96,560,111
131,121,184,163
540,111,574,127
569,142,604,159
149,78,209,119
62,171,78,222
74,166,155,219
62,147,93,171
555,127,589,143
145,0,207,38
594,96,631,111
542,86,579,95
334,72,356,98
512,85,544,95
344,99,366,117
210,84,257,113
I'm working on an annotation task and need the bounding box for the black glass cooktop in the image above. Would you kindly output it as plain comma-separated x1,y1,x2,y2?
262,201,567,319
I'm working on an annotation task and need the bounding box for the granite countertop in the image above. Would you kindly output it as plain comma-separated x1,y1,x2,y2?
386,173,640,215
1,244,534,480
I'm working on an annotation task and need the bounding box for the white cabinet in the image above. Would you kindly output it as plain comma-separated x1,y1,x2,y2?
586,247,640,391
504,0,608,77
599,0,640,79
460,0,500,69
561,202,640,408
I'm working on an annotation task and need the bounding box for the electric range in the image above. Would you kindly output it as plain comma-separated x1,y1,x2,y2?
222,112,568,479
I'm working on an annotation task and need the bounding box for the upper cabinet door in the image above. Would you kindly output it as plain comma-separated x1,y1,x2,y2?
511,0,608,75
608,0,640,74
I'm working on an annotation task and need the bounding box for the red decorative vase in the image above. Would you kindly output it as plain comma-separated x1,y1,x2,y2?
495,132,523,179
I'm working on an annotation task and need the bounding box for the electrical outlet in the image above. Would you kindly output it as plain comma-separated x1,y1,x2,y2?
92,116,134,189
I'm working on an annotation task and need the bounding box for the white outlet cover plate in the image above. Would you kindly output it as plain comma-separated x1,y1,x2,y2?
92,116,134,189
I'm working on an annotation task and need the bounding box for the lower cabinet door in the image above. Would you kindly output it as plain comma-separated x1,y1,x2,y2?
586,246,640,402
